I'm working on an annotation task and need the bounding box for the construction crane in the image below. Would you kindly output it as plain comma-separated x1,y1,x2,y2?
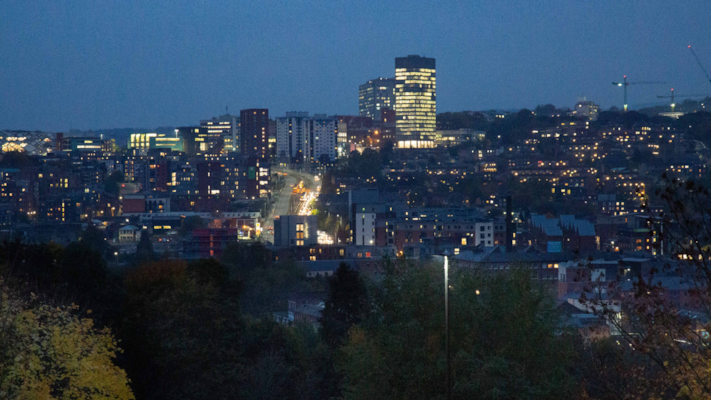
688,45,711,84
656,88,707,112
612,75,666,112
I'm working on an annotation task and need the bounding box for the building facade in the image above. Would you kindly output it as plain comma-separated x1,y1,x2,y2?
359,77,395,121
200,113,240,153
0,131,54,155
395,55,436,149
276,113,337,168
129,133,184,152
240,109,269,159
307,115,337,167
276,112,310,163
273,215,318,247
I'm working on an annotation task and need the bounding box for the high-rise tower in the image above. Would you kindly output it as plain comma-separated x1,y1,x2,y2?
359,77,395,121
395,55,436,149
240,109,269,159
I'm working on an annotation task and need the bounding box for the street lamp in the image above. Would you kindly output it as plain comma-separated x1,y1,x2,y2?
443,250,451,400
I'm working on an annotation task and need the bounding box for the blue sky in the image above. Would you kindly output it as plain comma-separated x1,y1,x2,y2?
2,0,711,130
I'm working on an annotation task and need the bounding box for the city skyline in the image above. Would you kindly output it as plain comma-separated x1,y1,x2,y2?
2,1,711,131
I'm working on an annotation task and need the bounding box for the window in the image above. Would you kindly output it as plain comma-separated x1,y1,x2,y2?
461,238,467,245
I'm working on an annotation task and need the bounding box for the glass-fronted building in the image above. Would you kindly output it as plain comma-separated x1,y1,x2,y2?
359,77,395,121
395,55,436,149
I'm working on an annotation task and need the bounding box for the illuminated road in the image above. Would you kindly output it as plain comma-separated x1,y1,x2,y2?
262,172,296,244
262,169,333,245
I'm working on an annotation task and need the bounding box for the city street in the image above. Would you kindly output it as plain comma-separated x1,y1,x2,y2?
261,172,296,244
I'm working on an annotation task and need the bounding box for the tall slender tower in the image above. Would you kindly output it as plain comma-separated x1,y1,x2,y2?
240,109,269,159
395,55,436,149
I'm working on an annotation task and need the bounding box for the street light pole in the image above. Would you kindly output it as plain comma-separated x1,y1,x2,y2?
444,251,451,400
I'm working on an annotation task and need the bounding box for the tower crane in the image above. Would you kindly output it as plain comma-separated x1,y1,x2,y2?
612,75,666,112
688,45,711,84
656,88,707,112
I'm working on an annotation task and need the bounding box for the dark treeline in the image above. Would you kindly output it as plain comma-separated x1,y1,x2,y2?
0,231,693,399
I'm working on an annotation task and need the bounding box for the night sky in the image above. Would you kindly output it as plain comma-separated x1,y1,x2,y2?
2,1,711,131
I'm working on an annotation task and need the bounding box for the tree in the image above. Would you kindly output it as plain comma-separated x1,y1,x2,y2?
581,175,711,398
179,215,206,236
320,263,368,347
60,241,109,298
104,171,125,195
0,282,134,399
221,242,272,280
80,221,110,256
534,104,558,116
122,260,243,400
339,260,577,400
135,229,155,265
188,258,229,287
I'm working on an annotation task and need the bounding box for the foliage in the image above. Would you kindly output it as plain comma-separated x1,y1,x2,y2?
0,282,134,400
573,337,671,399
320,171,338,196
79,222,110,256
122,259,243,400
240,318,340,400
343,149,383,180
580,175,711,398
0,240,109,305
221,241,272,280
320,263,368,347
104,171,125,195
240,259,318,317
339,260,577,400
134,229,155,265
179,215,206,236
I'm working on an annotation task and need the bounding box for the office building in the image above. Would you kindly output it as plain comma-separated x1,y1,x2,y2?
129,133,184,152
273,215,317,247
58,136,108,153
359,77,395,121
572,98,599,121
176,127,221,156
200,113,240,153
395,55,436,149
240,109,269,159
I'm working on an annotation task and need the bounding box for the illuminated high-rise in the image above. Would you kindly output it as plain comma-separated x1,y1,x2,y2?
240,109,269,159
395,55,436,148
359,77,395,121
200,113,239,153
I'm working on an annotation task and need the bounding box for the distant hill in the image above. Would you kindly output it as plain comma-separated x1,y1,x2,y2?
635,97,711,117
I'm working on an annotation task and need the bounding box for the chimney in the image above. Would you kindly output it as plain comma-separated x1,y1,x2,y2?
505,195,514,252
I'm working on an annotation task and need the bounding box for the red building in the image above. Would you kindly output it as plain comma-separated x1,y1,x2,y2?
240,109,269,159
183,228,241,259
